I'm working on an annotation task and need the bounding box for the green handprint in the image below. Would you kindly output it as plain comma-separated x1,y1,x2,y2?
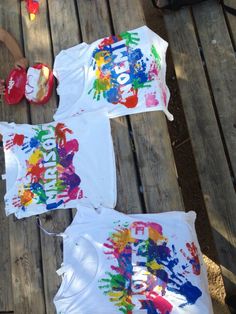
99,272,134,313
120,31,140,46
88,79,109,101
33,125,54,142
133,79,152,90
151,45,161,69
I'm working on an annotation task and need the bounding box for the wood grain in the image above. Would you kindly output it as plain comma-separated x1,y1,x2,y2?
164,7,236,293
224,0,236,45
0,0,45,314
0,1,46,313
193,0,236,177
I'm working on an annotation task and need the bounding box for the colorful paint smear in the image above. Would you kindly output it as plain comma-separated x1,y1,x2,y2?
6,123,83,212
99,221,202,313
89,31,162,108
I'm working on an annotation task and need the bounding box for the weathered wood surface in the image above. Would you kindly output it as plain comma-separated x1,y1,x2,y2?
1,1,45,314
0,4,14,311
164,2,236,294
193,0,236,177
224,0,236,45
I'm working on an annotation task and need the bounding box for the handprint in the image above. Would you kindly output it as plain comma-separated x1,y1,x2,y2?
145,92,159,108
167,276,202,308
12,195,22,208
104,228,134,258
33,125,54,142
22,136,40,153
180,242,201,275
5,133,25,150
30,182,47,204
55,123,72,146
98,35,120,49
13,189,34,209
99,272,133,312
26,162,45,183
120,31,140,46
58,186,83,203
89,77,110,101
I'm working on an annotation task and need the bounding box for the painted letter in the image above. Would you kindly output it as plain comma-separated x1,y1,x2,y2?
43,150,56,163
42,139,56,151
45,168,57,180
117,73,130,85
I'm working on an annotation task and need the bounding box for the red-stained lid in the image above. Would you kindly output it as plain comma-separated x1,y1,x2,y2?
4,68,27,105
26,63,54,105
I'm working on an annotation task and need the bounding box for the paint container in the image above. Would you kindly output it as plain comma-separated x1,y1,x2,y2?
4,63,54,105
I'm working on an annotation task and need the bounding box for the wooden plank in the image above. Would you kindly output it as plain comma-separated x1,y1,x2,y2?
76,0,143,214
48,0,81,56
164,8,236,294
224,0,236,46
0,1,46,313
0,5,14,312
193,0,236,177
21,2,73,313
109,0,184,213
0,155,13,312
20,0,55,123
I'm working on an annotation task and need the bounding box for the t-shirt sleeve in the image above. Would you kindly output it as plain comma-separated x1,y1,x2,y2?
53,42,89,81
145,25,168,55
53,42,89,120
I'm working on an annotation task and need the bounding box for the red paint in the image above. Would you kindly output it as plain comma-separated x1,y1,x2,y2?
26,0,39,16
55,123,73,146
27,163,45,182
5,134,25,150
146,291,173,314
181,242,201,275
99,35,122,49
13,134,25,146
119,88,138,108
186,242,201,275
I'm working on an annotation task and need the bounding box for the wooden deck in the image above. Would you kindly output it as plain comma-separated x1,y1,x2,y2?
164,0,236,306
0,0,235,313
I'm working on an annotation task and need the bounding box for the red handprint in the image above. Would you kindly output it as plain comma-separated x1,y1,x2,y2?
55,123,72,146
180,242,201,275
5,134,25,150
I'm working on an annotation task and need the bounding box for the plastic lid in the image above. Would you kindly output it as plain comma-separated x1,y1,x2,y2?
4,68,27,105
25,63,54,105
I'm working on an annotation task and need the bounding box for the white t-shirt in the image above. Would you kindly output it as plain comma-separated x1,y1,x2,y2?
53,25,173,121
54,206,213,314
0,109,116,218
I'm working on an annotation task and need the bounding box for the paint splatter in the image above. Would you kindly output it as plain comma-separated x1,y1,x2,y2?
89,31,162,109
5,134,25,150
145,92,159,108
180,242,201,276
7,123,83,213
99,221,202,313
